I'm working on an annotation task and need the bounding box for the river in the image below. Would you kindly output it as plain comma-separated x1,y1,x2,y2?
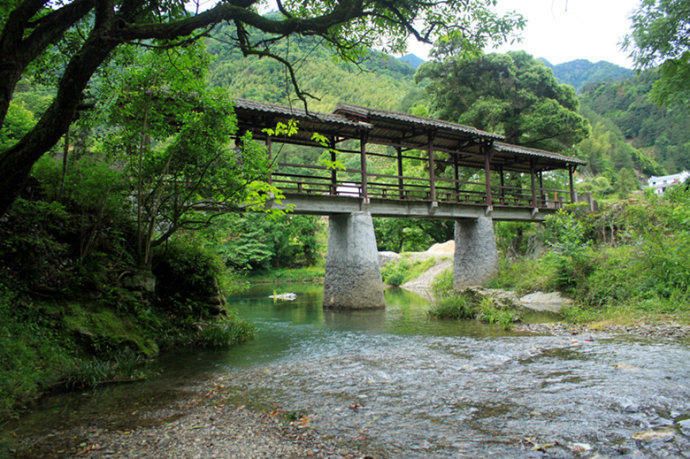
3,283,690,457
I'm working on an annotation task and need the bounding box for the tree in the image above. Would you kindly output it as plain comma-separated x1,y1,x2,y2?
0,0,524,217
416,51,590,152
101,45,277,267
624,0,690,105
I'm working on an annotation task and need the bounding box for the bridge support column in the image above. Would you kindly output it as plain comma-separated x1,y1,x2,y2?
324,212,385,309
453,216,498,289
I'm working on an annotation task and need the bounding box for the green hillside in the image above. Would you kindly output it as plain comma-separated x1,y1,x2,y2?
581,70,690,172
207,27,415,112
542,58,633,91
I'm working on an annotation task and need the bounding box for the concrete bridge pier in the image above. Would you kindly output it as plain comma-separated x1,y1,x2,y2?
324,211,386,309
454,216,498,289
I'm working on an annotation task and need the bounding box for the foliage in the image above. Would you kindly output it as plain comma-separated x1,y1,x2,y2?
476,297,518,330
542,58,632,92
624,0,690,105
375,218,454,252
580,70,690,172
417,51,590,151
429,295,476,320
0,0,526,218
0,101,34,151
486,255,559,294
100,45,280,267
431,267,454,299
429,291,518,330
201,213,324,272
381,256,437,287
249,266,325,284
492,187,690,323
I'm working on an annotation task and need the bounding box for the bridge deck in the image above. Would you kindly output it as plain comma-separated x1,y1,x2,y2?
272,193,553,221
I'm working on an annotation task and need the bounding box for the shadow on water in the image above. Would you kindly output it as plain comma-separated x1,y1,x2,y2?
3,282,690,457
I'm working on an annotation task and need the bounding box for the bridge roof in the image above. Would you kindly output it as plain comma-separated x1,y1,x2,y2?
234,99,585,172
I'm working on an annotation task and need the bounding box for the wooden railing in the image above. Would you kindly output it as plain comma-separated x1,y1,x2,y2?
270,163,574,209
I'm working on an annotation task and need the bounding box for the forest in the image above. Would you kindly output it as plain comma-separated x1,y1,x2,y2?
0,0,688,424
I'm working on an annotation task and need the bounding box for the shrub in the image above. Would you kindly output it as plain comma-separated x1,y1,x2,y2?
153,238,227,318
195,317,255,348
429,295,476,320
476,297,519,330
381,256,437,287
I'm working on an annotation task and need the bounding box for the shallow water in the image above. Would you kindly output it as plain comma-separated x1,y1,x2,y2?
3,283,690,457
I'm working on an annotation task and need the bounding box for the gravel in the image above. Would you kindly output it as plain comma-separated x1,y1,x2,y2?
11,378,364,458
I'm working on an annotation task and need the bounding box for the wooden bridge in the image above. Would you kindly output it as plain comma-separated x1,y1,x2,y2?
234,99,586,221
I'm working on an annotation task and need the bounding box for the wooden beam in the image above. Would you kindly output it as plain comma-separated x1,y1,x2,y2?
538,170,544,206
483,143,493,208
568,165,576,203
360,132,368,201
329,137,337,195
530,160,537,209
453,153,460,201
396,146,405,200
266,136,273,184
499,165,505,205
428,132,436,202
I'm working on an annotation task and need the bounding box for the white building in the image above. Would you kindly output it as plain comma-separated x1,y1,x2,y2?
648,171,690,195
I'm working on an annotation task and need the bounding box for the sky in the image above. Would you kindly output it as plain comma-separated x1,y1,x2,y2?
407,0,641,67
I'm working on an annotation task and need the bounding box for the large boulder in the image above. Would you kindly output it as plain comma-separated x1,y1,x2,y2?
519,291,573,313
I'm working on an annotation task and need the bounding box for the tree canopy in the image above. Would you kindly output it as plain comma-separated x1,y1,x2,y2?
0,0,524,217
416,51,590,152
625,0,690,105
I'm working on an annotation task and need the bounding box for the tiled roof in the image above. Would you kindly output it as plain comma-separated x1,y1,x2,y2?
493,142,587,165
334,103,504,141
234,99,370,129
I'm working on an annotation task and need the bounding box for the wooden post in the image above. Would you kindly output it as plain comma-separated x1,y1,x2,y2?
329,137,337,195
428,132,436,202
266,136,273,184
568,165,576,203
483,143,492,208
360,132,368,201
453,153,460,201
499,165,505,205
538,170,544,207
396,146,404,200
530,160,537,209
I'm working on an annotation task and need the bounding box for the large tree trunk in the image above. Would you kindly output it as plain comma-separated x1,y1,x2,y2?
0,33,116,215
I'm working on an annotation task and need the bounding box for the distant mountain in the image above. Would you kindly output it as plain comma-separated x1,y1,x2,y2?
541,59,633,91
398,53,425,70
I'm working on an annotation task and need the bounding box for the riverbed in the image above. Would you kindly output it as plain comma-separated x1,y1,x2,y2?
3,283,689,457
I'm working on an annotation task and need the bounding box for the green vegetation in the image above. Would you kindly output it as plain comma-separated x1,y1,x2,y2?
381,256,438,287
542,58,633,92
249,267,326,285
580,71,690,172
429,291,519,330
625,0,690,106
417,51,590,151
489,186,690,324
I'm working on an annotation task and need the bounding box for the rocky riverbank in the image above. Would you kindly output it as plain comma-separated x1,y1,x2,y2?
8,377,362,458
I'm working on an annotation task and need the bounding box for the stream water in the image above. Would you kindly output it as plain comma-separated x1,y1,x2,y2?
3,283,690,457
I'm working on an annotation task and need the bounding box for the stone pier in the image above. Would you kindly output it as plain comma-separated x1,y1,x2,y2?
453,216,498,289
324,212,385,309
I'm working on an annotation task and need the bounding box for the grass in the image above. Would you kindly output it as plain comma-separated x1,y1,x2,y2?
248,266,325,284
428,292,519,330
485,254,559,294
0,286,254,419
381,255,440,286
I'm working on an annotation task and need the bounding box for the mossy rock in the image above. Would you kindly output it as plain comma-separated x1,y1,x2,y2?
62,303,159,357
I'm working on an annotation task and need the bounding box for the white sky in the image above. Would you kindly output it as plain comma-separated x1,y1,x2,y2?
407,0,641,67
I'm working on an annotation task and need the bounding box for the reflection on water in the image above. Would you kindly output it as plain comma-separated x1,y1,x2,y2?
3,283,689,457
